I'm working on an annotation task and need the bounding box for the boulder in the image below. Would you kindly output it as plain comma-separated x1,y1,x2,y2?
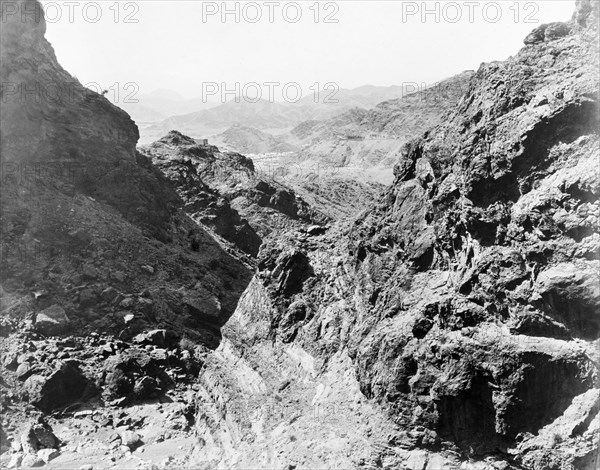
111,271,126,283
20,417,58,454
100,287,119,303
140,265,154,275
21,453,44,467
103,367,133,400
119,430,141,450
16,362,38,382
119,297,135,309
81,264,98,280
524,24,548,44
108,432,122,449
37,448,59,463
7,454,22,469
133,329,180,349
535,261,600,339
544,22,571,40
20,428,38,454
34,305,70,336
79,289,98,308
524,21,572,45
31,418,58,449
133,376,158,398
3,350,19,370
306,225,327,236
24,363,93,413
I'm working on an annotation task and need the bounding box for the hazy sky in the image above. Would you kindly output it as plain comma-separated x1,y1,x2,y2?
41,1,576,100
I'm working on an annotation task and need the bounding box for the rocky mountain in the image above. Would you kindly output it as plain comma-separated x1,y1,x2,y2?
139,131,327,257
115,89,221,125
0,0,598,469
0,0,262,350
211,125,298,154
140,129,385,225
293,83,407,112
189,2,600,469
140,99,295,144
215,74,474,214
0,2,256,465
287,71,475,170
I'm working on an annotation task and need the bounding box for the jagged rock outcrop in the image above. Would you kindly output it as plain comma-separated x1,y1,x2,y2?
139,131,328,256
0,3,335,465
1,1,253,348
0,5,259,459
193,2,600,468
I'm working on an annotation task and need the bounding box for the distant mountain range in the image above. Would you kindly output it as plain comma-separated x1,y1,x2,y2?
134,76,473,170
134,84,408,144
172,71,474,183
114,88,220,124
286,70,475,169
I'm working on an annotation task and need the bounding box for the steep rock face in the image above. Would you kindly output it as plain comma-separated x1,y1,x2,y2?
288,176,386,220
0,0,170,239
0,4,260,462
194,3,600,468
0,0,252,347
139,131,328,256
0,1,138,167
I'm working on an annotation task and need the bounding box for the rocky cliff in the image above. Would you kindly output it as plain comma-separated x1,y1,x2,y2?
0,2,331,466
191,2,600,469
0,3,257,465
0,0,255,347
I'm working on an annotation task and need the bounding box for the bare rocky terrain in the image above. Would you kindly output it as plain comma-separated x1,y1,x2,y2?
211,125,299,155
200,67,477,219
285,70,475,171
139,130,328,257
1,1,599,469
